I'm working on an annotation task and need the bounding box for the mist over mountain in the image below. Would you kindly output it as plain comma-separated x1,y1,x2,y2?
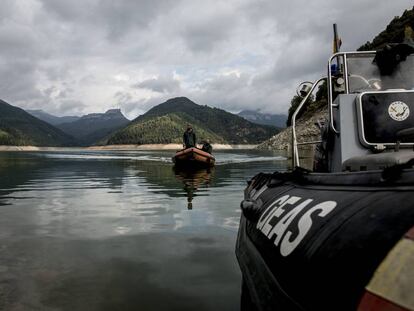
26,110,80,126
237,110,287,128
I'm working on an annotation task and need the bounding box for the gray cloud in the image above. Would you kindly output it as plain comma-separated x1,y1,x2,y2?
134,75,181,94
55,99,87,115
39,0,179,41
0,0,413,118
97,0,177,40
179,10,237,53
0,60,43,102
115,91,171,119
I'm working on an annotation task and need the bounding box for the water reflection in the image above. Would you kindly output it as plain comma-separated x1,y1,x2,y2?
0,150,288,311
173,166,214,209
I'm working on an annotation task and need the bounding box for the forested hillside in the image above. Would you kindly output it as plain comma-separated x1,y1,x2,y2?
104,97,279,145
106,113,224,145
359,7,414,51
0,100,76,146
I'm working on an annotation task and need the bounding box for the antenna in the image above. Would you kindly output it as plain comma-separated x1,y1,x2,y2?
333,24,341,54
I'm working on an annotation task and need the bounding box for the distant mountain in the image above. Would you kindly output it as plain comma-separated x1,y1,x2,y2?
238,110,287,128
57,109,130,146
104,97,279,145
26,109,80,126
0,100,76,146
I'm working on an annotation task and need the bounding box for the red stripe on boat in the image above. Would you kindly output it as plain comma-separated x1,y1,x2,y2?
357,291,409,311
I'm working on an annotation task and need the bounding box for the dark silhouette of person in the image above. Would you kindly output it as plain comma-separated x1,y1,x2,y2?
183,124,196,149
201,139,213,154
173,166,213,210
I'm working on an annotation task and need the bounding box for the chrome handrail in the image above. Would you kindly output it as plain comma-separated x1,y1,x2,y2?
327,53,341,134
292,77,326,168
343,53,349,93
292,51,378,169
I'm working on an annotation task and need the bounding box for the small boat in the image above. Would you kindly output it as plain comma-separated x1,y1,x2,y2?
172,147,215,168
237,25,414,311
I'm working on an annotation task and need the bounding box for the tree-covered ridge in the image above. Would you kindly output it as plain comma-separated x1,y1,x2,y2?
106,97,279,145
286,80,327,126
0,127,32,145
359,6,414,51
0,100,76,146
105,113,224,145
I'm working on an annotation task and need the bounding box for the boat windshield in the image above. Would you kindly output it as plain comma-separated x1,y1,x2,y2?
347,53,414,93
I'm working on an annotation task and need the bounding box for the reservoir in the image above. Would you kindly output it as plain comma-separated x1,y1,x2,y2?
0,150,287,311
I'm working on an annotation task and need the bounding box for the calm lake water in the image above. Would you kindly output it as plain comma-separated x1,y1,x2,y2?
0,149,288,311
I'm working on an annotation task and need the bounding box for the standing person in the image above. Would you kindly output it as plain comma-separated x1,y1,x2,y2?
183,124,196,149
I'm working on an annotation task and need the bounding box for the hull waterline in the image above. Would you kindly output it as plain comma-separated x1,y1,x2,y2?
172,147,215,168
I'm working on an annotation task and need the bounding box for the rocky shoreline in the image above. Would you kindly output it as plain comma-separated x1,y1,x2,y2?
0,144,258,152
257,107,328,152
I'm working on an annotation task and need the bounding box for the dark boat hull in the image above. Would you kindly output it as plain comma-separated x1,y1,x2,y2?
172,147,215,168
237,168,414,311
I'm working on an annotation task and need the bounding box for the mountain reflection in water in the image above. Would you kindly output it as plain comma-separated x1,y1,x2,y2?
0,150,287,311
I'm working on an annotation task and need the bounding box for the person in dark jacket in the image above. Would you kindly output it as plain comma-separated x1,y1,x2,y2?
201,139,213,154
183,125,196,149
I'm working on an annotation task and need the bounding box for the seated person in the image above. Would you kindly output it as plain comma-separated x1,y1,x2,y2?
201,140,213,154
183,124,196,149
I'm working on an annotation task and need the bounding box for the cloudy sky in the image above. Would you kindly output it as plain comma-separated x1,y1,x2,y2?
1,0,412,119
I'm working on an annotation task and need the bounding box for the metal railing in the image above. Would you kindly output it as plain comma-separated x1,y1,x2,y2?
291,77,326,168
292,51,378,168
